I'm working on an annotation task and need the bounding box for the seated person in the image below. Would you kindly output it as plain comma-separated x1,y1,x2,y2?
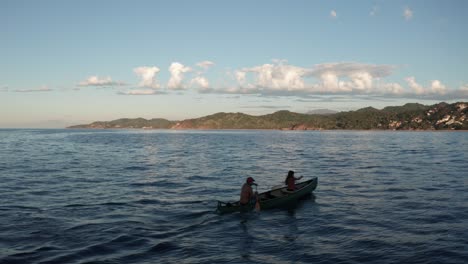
240,177,257,205
285,170,303,191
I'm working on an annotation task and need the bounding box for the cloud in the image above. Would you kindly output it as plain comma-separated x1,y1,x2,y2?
219,61,468,100
196,61,215,70
118,89,161,95
294,62,394,94
341,71,374,91
1,85,8,92
380,83,405,95
404,7,413,20
134,66,161,89
191,76,210,89
240,105,291,110
238,61,308,91
78,76,125,87
330,10,337,18
168,62,192,90
430,80,447,94
15,86,53,92
404,77,449,95
277,62,391,93
370,6,378,16
319,72,341,92
224,61,401,96
405,77,425,94
310,62,394,78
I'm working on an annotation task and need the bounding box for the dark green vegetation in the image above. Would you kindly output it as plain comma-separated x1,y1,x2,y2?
69,118,174,129
68,102,468,130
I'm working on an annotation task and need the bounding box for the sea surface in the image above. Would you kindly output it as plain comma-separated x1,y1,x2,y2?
0,129,467,264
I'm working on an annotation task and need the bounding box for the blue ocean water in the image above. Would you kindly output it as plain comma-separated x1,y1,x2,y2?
0,129,467,264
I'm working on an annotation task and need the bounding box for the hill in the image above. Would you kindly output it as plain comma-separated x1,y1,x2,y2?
68,102,468,130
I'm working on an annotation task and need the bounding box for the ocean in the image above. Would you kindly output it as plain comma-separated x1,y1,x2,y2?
0,129,467,264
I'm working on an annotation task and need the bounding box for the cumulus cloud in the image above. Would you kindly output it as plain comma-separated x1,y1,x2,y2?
235,70,247,85
430,80,447,94
78,76,125,87
381,83,405,95
15,86,53,92
330,10,337,18
168,62,192,90
309,62,394,93
223,61,468,100
118,89,160,95
341,72,374,92
404,7,413,20
238,61,308,91
24,60,460,100
319,72,341,92
134,66,161,89
310,62,394,78
191,76,210,89
405,77,425,94
196,61,215,70
227,61,401,96
404,77,449,95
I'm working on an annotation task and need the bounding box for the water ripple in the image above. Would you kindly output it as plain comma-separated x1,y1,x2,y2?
0,130,467,263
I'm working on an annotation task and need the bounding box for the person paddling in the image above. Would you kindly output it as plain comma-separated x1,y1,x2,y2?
285,170,303,191
240,177,257,206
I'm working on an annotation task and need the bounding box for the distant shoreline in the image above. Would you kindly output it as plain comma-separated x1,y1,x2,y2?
66,128,468,132
67,101,468,131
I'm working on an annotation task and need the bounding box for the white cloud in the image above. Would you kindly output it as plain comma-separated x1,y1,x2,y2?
343,72,374,91
228,61,400,95
430,80,447,94
404,7,413,20
330,10,337,18
320,72,341,92
405,76,425,94
168,62,192,90
404,77,449,95
134,66,161,89
310,63,396,93
310,62,394,78
370,6,378,16
196,61,215,70
78,76,125,87
191,76,210,89
239,62,308,91
235,70,247,84
15,86,52,93
381,83,405,94
461,84,468,91
119,89,159,95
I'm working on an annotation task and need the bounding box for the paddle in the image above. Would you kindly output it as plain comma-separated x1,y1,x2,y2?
254,184,261,212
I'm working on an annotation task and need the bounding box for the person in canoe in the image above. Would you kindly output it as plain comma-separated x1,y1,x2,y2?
285,170,303,191
240,177,257,206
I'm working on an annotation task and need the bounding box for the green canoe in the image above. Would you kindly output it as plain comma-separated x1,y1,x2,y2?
216,177,318,214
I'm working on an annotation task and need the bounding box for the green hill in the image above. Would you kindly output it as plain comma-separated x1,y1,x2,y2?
68,102,468,130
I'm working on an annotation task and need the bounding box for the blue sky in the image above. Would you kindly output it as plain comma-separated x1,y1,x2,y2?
1,0,467,128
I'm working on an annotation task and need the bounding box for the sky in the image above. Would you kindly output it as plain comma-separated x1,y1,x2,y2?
1,0,467,128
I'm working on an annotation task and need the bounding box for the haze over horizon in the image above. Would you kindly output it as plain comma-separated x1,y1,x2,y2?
2,0,467,128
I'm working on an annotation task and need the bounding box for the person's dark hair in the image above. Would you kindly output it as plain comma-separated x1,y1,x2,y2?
285,170,294,185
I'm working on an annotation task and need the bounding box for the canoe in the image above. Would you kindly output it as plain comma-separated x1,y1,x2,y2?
217,177,318,214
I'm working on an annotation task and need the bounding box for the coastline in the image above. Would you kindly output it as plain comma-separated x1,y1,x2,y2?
65,102,468,131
